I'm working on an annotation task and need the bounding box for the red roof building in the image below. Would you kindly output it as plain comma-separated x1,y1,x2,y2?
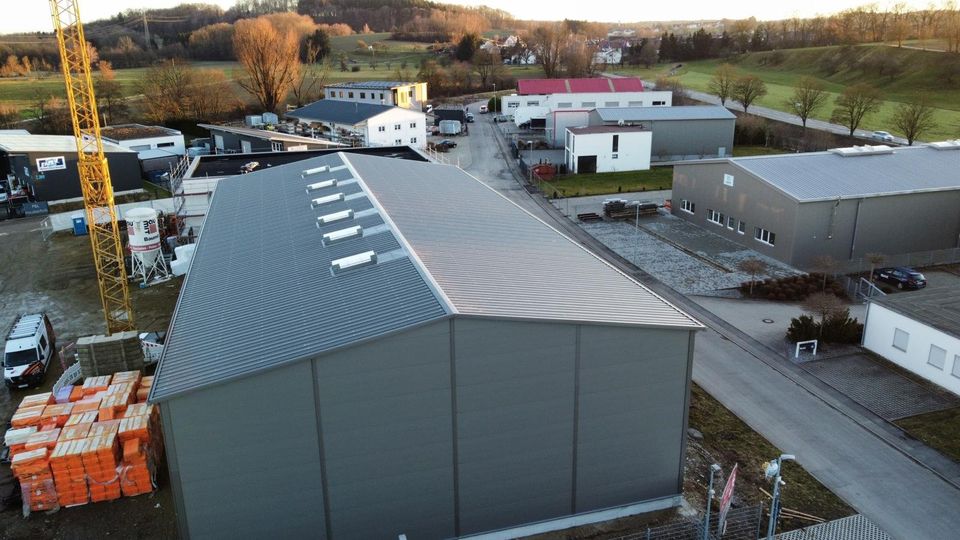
517,77,644,95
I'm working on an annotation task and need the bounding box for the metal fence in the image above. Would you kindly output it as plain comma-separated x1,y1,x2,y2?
827,248,960,276
611,505,764,540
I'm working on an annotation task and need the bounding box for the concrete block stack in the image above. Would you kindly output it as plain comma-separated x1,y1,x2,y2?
76,332,145,378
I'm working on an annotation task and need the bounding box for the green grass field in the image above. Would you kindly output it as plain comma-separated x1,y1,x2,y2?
612,45,960,141
541,167,674,197
896,407,960,462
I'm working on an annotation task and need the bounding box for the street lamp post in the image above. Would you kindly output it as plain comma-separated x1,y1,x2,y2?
493,82,497,112
764,454,796,539
527,140,534,185
704,463,721,540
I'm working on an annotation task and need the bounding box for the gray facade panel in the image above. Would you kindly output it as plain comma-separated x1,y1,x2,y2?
165,361,326,539
453,318,577,534
576,326,691,511
316,321,455,540
2,149,141,201
649,119,734,161
672,162,799,264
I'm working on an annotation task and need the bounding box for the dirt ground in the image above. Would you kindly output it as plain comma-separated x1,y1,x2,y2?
0,216,182,537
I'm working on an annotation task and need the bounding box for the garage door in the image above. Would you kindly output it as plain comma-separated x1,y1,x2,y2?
577,155,597,174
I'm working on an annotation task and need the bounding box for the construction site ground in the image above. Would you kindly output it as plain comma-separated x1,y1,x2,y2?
0,215,181,537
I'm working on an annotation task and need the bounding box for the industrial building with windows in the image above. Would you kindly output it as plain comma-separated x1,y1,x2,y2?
671,143,960,268
199,123,343,154
99,123,186,173
323,81,428,110
151,152,702,539
286,100,427,149
587,106,736,161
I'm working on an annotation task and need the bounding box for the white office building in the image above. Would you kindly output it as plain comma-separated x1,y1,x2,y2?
323,81,428,110
287,100,427,149
565,126,652,174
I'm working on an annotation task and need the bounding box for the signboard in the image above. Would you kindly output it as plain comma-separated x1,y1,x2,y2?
36,156,67,172
723,173,735,187
21,202,49,216
717,463,738,536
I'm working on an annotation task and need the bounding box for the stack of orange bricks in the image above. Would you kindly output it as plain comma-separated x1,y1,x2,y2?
2,370,163,513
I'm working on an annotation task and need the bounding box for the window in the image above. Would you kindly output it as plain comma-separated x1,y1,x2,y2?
581,101,596,107
723,173,735,187
379,93,384,100
410,137,417,144
38,335,47,352
348,92,354,98
378,126,386,132
394,124,401,130
526,100,539,106
707,209,724,226
680,199,695,214
754,227,776,246
737,220,746,234
604,101,619,107
408,90,413,97
338,91,343,97
953,355,960,379
410,122,417,128
157,142,175,148
395,139,402,145
612,153,618,159
271,142,283,152
628,101,643,106
652,100,666,106
892,328,909,352
507,102,519,108
727,216,736,230
557,102,572,108
612,134,619,152
360,92,366,99
928,345,947,370
130,144,150,151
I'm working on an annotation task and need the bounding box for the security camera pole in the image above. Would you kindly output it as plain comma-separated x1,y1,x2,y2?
703,463,721,540
764,454,796,539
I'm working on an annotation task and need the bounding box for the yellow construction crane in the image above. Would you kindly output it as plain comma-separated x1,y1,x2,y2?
50,0,135,334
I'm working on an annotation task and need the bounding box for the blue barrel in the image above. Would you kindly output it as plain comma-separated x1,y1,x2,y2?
72,216,87,236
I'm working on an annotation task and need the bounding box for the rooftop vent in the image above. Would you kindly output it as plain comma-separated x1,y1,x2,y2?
322,225,363,245
305,178,337,192
310,193,345,208
331,251,376,273
316,209,354,227
829,145,894,157
928,140,960,151
301,165,329,179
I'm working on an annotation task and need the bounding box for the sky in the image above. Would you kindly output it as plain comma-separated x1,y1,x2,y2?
0,0,929,35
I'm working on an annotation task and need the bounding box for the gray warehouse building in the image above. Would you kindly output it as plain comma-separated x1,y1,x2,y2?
671,143,960,268
588,106,735,161
0,133,142,202
151,152,702,539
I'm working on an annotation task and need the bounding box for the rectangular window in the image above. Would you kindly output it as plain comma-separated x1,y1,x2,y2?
737,220,746,234
348,92,354,98
723,173,735,187
707,209,724,226
727,216,735,230
754,227,776,246
360,92,366,99
628,101,643,106
928,345,947,370
557,102,572,108
271,142,283,152
526,100,539,106
409,122,417,128
338,91,343,97
395,139,402,145
652,100,666,106
39,335,47,351
378,126,386,132
408,90,413,97
680,199,695,214
394,124,401,130
410,137,417,144
953,355,960,379
581,101,596,107
157,142,175,148
507,102,519,108
612,135,619,152
612,153,618,159
604,101,619,107
892,328,909,352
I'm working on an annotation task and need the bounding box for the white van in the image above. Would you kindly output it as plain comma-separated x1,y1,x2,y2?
3,313,56,389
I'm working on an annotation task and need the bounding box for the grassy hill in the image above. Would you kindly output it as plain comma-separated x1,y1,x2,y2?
613,44,960,141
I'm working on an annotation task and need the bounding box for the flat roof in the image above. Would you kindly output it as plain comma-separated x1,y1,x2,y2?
0,134,133,154
518,77,644,95
286,100,401,124
198,123,345,147
153,152,700,401
872,288,960,340
187,146,429,178
595,106,736,122
569,126,650,135
683,144,960,202
325,81,417,89
100,124,181,140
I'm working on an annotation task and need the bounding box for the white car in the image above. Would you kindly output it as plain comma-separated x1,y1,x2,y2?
871,130,894,142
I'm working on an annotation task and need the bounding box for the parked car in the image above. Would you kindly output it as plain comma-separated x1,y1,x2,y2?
465,112,475,123
3,313,56,389
871,130,895,142
873,267,927,289
479,105,489,114
438,139,457,148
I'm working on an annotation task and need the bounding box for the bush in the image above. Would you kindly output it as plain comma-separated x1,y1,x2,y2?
350,65,361,72
821,308,864,344
787,315,818,342
740,273,847,302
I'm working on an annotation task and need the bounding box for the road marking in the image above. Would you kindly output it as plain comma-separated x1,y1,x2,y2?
0,232,7,236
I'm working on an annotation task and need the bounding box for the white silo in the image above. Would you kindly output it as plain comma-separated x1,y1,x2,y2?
125,207,170,286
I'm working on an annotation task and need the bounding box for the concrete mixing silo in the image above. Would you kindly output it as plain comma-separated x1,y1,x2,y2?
125,207,170,286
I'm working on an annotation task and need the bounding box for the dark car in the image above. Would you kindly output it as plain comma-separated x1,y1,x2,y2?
873,267,927,289
439,139,457,148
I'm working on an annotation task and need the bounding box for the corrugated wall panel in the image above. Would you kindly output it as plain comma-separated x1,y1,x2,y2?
454,318,577,534
316,321,455,540
576,325,691,511
166,361,326,539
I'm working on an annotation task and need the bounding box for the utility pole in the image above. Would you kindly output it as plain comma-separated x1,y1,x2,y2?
764,454,795,539
703,463,721,540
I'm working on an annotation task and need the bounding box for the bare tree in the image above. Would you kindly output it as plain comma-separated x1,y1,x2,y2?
561,37,598,78
892,96,937,145
234,18,301,113
866,252,886,282
530,23,565,78
802,292,845,337
810,255,837,291
831,83,881,136
472,48,499,88
731,75,767,114
737,258,768,295
0,104,18,129
708,63,737,105
188,69,236,120
786,76,828,129
139,59,195,124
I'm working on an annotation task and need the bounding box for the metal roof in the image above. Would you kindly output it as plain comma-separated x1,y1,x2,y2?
0,134,133,154
286,100,402,125
518,77,644,95
569,126,650,135
198,123,344,146
151,152,700,401
325,81,415,89
871,288,960,340
595,106,736,122
719,145,960,202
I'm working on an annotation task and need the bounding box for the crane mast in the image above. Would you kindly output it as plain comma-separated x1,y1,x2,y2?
49,0,135,334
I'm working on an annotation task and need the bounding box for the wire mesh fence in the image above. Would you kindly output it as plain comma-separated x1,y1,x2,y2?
610,505,764,540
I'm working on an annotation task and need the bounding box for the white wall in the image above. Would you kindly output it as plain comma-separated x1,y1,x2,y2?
863,302,960,396
565,130,652,173
114,135,186,159
323,83,428,110
545,111,591,148
504,91,672,125
365,107,427,149
47,198,175,231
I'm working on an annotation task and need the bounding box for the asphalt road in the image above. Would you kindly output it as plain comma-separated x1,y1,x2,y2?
460,104,960,540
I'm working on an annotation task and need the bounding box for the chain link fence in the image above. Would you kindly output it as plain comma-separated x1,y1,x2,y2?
610,505,764,540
